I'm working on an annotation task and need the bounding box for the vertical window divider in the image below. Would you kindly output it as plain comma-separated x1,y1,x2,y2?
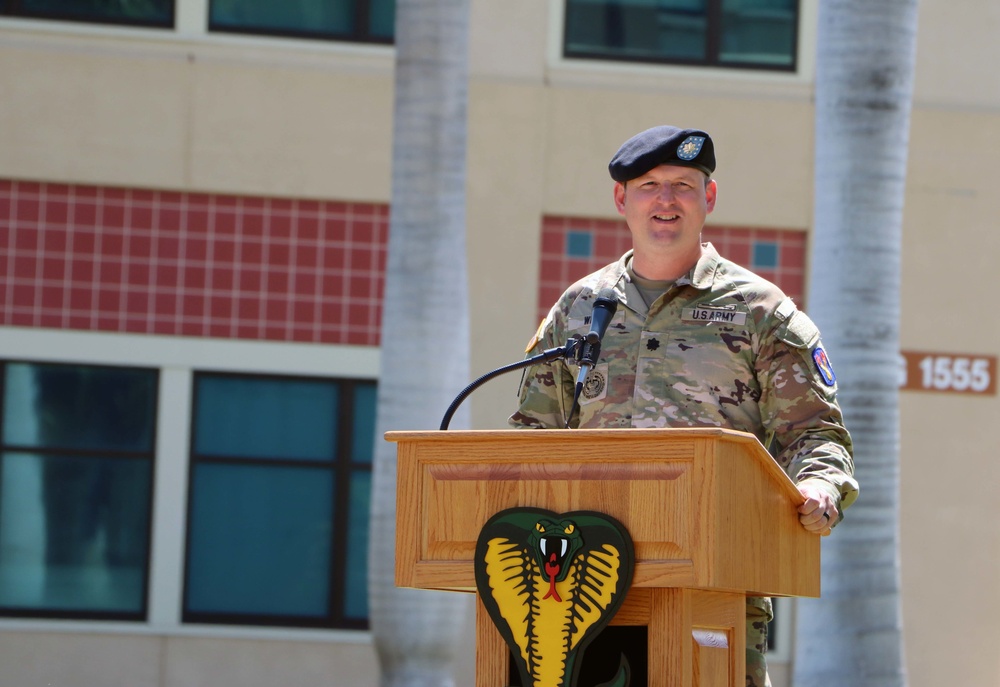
356,0,374,40
327,382,354,624
706,0,724,64
147,367,193,628
176,0,209,35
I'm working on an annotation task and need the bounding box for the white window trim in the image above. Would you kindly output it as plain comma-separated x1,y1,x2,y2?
0,4,394,75
545,0,818,100
0,328,378,643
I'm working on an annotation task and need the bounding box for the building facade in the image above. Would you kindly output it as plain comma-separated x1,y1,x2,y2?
1,1,998,685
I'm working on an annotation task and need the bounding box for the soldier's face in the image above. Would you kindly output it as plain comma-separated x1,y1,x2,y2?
613,165,716,269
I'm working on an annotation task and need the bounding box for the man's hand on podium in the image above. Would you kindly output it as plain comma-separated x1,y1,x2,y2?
796,479,839,536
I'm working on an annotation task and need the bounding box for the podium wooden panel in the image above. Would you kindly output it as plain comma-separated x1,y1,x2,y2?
386,428,819,687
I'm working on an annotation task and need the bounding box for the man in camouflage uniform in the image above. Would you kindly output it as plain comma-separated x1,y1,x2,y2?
510,125,858,687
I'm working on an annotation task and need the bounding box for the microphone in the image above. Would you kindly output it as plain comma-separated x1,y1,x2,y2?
567,288,619,427
584,288,620,345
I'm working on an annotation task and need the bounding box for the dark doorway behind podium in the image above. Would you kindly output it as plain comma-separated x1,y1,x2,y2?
507,626,648,687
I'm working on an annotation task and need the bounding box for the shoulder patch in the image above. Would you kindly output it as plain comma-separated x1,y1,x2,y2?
525,318,546,353
774,298,797,321
813,347,837,386
775,309,821,349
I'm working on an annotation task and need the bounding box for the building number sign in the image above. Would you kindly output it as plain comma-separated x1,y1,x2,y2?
900,351,997,396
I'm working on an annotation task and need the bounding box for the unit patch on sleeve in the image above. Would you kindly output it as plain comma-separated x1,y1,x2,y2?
813,346,837,386
525,318,546,353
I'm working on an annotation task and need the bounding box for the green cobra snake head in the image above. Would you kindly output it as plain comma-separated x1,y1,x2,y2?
527,518,585,583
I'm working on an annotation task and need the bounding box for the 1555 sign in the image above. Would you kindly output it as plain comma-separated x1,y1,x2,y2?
900,351,997,396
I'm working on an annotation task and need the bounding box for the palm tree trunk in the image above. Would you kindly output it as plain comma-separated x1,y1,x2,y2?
794,1,920,686
368,1,473,686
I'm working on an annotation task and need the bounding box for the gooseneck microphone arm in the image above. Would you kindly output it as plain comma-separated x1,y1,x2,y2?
439,289,620,431
439,340,582,431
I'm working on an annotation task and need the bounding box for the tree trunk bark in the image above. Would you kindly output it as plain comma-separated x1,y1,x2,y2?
794,2,920,685
368,1,473,686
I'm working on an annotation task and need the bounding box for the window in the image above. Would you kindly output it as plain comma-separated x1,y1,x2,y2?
563,0,799,71
209,0,394,43
0,0,174,27
0,362,158,619
566,230,595,259
183,372,375,629
752,240,780,270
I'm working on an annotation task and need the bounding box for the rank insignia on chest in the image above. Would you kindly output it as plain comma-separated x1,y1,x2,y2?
681,306,748,325
813,347,837,386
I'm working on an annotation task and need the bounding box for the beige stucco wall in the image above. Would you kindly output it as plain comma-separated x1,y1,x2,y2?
0,30,395,199
1,0,999,684
898,105,1000,686
0,630,382,687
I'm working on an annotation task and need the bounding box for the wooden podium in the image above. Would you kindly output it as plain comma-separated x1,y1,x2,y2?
387,428,819,687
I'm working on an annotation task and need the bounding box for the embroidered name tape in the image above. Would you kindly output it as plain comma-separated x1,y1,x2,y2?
682,307,747,325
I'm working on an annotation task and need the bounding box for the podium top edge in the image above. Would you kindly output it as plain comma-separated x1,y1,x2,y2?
384,427,761,444
386,427,804,505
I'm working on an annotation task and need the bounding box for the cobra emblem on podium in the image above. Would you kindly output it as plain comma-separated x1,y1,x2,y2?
474,508,635,687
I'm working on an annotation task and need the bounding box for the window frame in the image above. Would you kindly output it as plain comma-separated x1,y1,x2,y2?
207,0,393,45
181,370,374,630
0,0,175,29
561,0,800,73
0,358,160,622
0,329,378,643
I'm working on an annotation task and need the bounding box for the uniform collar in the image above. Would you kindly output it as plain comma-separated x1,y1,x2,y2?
611,243,721,294
590,243,723,316
677,242,722,291
594,246,704,317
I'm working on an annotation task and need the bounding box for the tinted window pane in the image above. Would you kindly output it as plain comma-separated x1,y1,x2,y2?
564,0,796,69
565,0,707,61
654,0,708,61
194,376,338,461
186,373,373,628
368,0,395,39
350,383,377,464
186,463,333,617
3,363,156,453
720,0,796,66
342,470,370,619
210,0,354,36
17,0,172,24
0,452,151,613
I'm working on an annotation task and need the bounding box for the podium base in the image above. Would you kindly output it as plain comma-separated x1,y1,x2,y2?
478,588,746,687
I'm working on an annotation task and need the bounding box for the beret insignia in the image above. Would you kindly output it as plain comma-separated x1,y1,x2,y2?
676,135,706,161
608,125,716,181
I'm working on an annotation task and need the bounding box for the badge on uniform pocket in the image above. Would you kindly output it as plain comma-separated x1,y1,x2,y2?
580,363,609,404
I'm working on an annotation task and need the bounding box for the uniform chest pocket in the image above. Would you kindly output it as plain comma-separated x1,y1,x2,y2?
639,325,757,402
577,362,609,405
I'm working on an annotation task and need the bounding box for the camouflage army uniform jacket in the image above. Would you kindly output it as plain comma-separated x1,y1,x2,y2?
510,245,858,616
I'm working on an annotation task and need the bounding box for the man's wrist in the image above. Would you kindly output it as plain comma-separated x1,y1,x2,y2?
796,477,840,506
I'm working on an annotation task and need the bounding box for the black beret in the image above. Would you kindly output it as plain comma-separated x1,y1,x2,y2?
608,125,716,182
